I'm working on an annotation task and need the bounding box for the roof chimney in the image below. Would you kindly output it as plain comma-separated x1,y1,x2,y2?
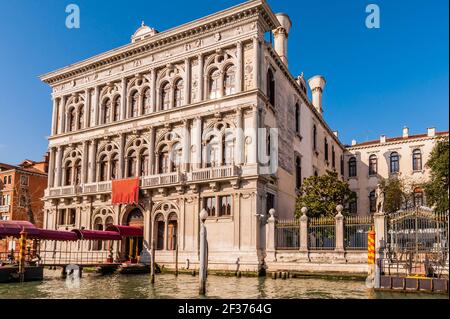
427,127,436,137
273,13,292,66
402,127,409,138
351,139,357,146
308,75,326,115
333,131,339,138
380,135,386,144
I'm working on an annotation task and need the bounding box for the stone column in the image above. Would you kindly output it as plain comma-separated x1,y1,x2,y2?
265,208,276,262
236,41,243,93
120,78,127,120
93,86,100,126
184,58,191,106
197,54,204,101
81,141,89,184
51,98,59,136
88,140,97,183
182,119,191,172
118,133,126,179
374,212,386,258
299,207,308,252
84,89,91,128
335,205,344,252
194,117,202,169
58,96,66,134
148,127,155,175
150,70,157,112
48,148,56,187
55,146,63,187
249,105,259,165
235,107,244,165
252,36,260,89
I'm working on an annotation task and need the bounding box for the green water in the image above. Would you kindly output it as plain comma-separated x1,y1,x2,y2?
0,273,446,299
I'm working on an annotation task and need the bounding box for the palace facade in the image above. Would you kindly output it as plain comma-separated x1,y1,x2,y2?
39,0,447,271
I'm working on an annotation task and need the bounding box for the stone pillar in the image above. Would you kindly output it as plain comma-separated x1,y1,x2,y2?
194,117,202,169
93,86,100,126
48,148,56,187
373,212,386,258
149,127,155,175
235,107,244,166
51,98,59,136
198,54,204,101
118,133,126,179
84,89,91,128
249,105,259,165
184,58,191,106
335,205,345,252
81,141,89,184
55,146,63,187
88,140,97,183
265,208,276,262
120,78,127,120
252,36,260,90
299,207,308,252
236,41,243,93
150,70,156,112
182,119,191,172
58,96,66,134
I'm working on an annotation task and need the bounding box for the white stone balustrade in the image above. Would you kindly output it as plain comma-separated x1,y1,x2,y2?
188,165,239,182
141,172,183,188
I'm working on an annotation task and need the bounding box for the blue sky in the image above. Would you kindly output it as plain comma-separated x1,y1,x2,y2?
0,0,448,164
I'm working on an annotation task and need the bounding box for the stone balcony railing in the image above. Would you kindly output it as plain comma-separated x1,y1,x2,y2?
141,172,184,188
0,205,9,213
187,165,239,182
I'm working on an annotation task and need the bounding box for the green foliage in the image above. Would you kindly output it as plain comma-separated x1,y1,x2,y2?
380,177,405,214
424,137,449,213
295,170,356,218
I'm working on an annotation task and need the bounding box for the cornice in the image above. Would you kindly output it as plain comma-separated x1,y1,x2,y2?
40,0,279,86
347,134,449,151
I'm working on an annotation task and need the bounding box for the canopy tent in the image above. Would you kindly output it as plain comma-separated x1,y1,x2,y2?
72,229,121,241
105,225,143,237
38,229,78,241
0,221,41,239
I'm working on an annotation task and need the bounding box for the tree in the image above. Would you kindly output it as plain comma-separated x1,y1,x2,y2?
295,170,356,218
379,177,406,214
424,137,449,213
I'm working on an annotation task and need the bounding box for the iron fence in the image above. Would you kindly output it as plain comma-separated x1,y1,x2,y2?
308,216,335,250
344,215,373,250
275,219,300,250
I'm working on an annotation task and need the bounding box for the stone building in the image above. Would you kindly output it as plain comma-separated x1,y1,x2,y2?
0,156,49,227
345,128,448,215
40,0,344,271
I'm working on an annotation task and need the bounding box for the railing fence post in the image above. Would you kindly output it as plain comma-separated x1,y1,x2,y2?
265,208,276,262
334,205,346,262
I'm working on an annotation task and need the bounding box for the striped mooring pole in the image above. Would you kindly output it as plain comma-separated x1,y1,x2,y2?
19,228,28,283
367,229,376,285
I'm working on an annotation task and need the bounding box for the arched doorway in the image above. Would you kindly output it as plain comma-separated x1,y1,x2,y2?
124,208,144,262
167,213,178,251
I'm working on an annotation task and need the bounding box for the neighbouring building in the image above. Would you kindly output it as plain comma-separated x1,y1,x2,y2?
0,156,49,227
38,0,446,271
344,128,448,216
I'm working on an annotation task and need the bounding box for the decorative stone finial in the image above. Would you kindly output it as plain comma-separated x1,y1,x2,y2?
200,209,208,223
336,204,344,215
141,21,145,27
301,207,308,215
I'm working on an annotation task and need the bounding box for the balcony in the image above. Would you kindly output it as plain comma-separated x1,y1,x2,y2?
141,172,184,188
0,205,9,213
187,165,239,182
83,181,112,194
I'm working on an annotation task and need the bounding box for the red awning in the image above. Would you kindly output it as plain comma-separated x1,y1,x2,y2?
105,225,143,237
0,221,41,238
72,229,121,241
112,178,140,205
38,229,78,241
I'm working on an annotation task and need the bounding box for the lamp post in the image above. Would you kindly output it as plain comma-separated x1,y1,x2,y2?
199,209,208,295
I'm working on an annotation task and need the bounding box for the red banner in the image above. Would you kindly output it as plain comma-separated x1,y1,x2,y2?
112,178,140,205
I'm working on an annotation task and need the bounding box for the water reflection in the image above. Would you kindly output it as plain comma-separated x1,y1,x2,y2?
0,274,446,299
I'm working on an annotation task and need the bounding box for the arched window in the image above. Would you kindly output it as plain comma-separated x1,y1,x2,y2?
99,155,108,182
412,149,422,171
68,108,76,132
105,216,114,228
313,125,317,150
369,190,376,213
224,65,236,96
295,103,300,134
267,69,275,106
111,153,119,180
348,157,357,177
64,162,73,186
113,97,120,122
295,157,302,190
131,91,139,118
140,149,149,177
172,143,183,172
332,146,336,168
155,214,165,250
103,98,111,124
224,132,235,165
414,187,424,207
127,150,137,178
93,217,103,251
77,106,84,130
174,79,184,107
390,152,400,174
143,88,151,115
205,135,220,168
369,155,378,176
324,138,329,161
158,146,170,174
74,160,82,185
167,213,178,251
161,82,171,110
349,194,357,215
209,69,220,99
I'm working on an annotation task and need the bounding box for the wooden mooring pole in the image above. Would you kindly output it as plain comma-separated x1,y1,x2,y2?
175,242,179,277
199,209,208,295
150,240,155,284
18,228,27,283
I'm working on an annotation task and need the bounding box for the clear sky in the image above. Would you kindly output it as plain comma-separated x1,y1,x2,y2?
0,0,448,164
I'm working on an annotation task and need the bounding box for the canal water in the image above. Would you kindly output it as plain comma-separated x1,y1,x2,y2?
0,273,446,299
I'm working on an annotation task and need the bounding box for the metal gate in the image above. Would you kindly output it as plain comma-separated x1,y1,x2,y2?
384,207,449,278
